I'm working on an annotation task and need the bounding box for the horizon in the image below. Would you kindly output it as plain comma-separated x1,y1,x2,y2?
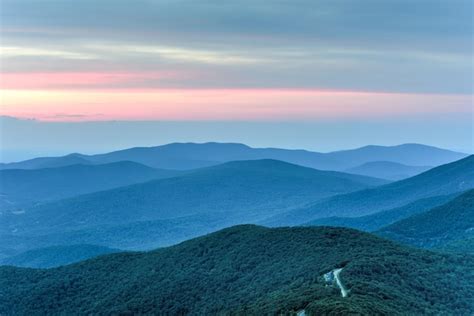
1,115,472,163
0,117,470,164
1,1,473,160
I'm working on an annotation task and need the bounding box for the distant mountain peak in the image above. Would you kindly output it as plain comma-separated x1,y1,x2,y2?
339,142,464,153
1,142,467,172
159,142,251,148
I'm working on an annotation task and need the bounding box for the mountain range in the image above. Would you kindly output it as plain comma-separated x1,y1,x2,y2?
0,143,466,180
305,193,458,232
266,155,474,226
0,142,473,315
1,155,473,262
377,189,474,252
345,161,432,180
0,161,183,211
0,159,386,258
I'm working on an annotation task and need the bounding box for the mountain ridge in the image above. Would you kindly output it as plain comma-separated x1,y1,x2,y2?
0,161,183,211
305,193,458,232
0,244,120,268
264,155,474,226
345,160,431,180
377,189,474,252
0,159,386,257
0,142,466,173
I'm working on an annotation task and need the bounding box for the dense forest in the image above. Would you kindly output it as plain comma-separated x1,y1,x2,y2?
1,225,473,315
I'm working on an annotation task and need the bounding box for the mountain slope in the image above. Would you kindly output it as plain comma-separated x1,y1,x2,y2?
0,161,183,210
0,160,386,255
345,161,431,180
0,245,119,268
1,225,473,315
305,193,457,232
436,237,474,254
266,155,474,226
1,142,466,172
377,189,474,252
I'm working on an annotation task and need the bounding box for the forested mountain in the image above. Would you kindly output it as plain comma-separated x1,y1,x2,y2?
1,225,473,315
0,159,385,258
305,193,457,231
436,238,474,254
266,155,474,226
377,189,474,252
345,161,431,180
0,142,466,173
0,245,119,268
0,161,182,210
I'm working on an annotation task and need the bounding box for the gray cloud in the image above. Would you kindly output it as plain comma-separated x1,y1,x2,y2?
0,0,472,93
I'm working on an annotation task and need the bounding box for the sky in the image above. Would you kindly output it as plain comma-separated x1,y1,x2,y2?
0,0,473,161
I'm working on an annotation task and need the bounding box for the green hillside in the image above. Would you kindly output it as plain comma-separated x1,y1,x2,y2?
377,189,474,251
1,225,473,315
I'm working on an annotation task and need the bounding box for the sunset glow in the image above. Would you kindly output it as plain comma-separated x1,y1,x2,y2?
1,88,471,121
0,0,472,154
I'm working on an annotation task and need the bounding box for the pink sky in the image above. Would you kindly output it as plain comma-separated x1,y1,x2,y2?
1,1,472,158
1,87,471,121
0,70,472,122
1,1,472,124
0,71,187,90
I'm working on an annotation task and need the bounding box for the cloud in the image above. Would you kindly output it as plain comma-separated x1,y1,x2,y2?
1,46,96,60
92,44,266,65
0,1,472,94
46,113,104,120
1,1,471,47
0,71,188,89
